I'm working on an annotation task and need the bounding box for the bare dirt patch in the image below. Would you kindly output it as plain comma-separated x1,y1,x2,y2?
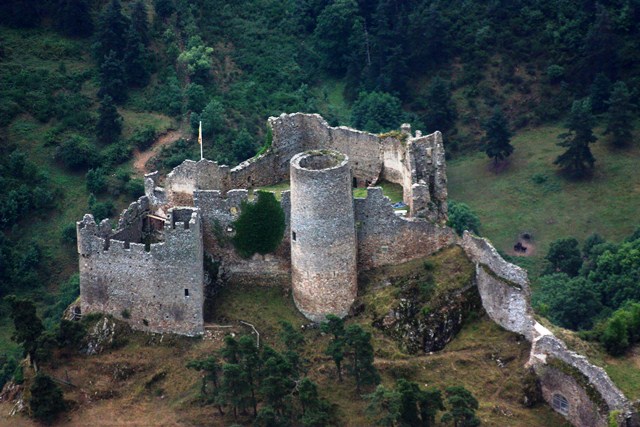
133,130,186,175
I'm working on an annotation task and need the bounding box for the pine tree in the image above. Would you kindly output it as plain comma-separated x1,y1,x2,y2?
554,99,597,178
97,95,123,144
94,0,130,63
130,1,149,45
5,296,44,362
421,77,457,133
220,363,251,420
57,0,93,37
344,324,379,392
98,51,127,103
441,386,480,427
483,107,513,167
589,73,612,114
605,81,635,147
321,314,346,382
237,335,260,416
29,373,66,424
123,24,150,87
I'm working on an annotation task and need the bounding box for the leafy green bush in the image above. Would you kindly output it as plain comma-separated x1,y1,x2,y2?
446,201,481,236
232,191,285,258
55,135,97,170
60,223,77,244
128,125,157,150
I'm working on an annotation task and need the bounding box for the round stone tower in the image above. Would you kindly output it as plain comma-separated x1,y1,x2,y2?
290,150,357,322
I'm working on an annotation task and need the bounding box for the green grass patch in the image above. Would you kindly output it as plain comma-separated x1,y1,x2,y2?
448,124,640,276
208,284,307,343
253,181,291,201
120,110,175,140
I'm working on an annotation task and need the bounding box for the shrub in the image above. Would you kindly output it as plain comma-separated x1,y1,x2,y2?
86,168,107,194
55,135,97,170
447,201,481,236
232,191,285,258
61,223,77,244
128,125,157,150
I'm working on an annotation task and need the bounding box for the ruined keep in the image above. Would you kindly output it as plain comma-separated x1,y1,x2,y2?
290,150,357,321
77,113,637,427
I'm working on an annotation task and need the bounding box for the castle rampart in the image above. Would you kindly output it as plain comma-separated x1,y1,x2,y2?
460,231,637,427
355,188,456,270
77,206,204,336
290,150,357,321
79,113,637,426
153,113,448,223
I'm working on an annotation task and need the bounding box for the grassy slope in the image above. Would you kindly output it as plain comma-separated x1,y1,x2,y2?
448,124,640,275
1,248,568,426
0,26,175,353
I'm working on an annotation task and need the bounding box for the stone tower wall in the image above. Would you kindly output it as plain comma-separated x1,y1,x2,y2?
290,150,357,321
77,207,204,336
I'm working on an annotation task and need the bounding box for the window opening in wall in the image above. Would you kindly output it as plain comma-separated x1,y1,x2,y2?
292,231,297,241
552,393,569,415
184,289,189,297
352,177,357,188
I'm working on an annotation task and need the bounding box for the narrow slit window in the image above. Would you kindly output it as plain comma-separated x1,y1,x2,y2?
292,231,297,241
184,288,189,297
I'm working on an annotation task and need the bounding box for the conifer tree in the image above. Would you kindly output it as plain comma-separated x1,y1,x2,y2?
345,324,379,392
237,335,260,416
5,296,44,363
97,95,123,144
57,0,93,37
589,73,612,114
220,363,251,420
605,81,635,147
29,373,66,424
94,0,129,63
421,77,457,133
321,314,346,381
98,50,127,103
483,107,513,167
130,1,149,44
441,386,480,427
123,24,150,87
554,99,597,178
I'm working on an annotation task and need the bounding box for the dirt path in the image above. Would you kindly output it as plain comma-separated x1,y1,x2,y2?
133,129,185,175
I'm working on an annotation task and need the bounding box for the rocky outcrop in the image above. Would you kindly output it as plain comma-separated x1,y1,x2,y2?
375,282,481,353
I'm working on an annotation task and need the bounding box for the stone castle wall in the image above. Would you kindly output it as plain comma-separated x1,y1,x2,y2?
154,113,448,223
459,231,636,427
77,206,204,336
192,189,291,287
290,150,357,321
355,188,456,270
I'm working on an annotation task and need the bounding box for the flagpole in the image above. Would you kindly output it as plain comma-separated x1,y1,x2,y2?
199,121,203,161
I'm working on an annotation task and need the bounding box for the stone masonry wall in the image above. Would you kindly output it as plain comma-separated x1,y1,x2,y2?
459,231,636,426
290,150,358,322
460,232,535,340
355,187,456,271
154,113,447,222
193,189,291,288
78,208,204,336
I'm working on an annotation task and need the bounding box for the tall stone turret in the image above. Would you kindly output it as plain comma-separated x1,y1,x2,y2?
290,150,357,322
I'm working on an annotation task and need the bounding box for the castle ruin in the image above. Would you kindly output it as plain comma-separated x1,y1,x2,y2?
77,113,638,427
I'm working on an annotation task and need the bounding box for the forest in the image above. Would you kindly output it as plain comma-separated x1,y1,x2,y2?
0,0,640,424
